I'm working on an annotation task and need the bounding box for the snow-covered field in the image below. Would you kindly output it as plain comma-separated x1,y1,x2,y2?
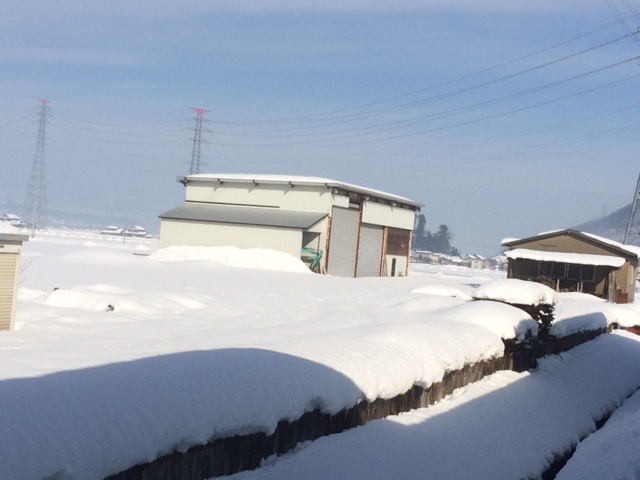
2,229,640,480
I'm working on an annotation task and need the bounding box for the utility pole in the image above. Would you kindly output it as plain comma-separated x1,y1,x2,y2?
189,108,209,175
623,172,640,245
23,99,50,233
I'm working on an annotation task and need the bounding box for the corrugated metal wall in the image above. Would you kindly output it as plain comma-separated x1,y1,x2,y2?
0,253,19,331
356,224,383,277
326,207,359,277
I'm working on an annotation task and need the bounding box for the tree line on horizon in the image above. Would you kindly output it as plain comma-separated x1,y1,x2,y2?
412,214,460,256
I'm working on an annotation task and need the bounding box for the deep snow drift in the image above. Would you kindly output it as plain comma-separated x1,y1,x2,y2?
1,229,639,479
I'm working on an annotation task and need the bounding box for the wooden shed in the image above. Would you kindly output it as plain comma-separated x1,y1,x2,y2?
0,230,29,330
159,174,423,277
501,229,638,303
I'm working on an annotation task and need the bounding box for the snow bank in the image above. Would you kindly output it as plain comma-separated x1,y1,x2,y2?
551,292,640,337
149,245,311,273
556,382,640,480
441,301,538,340
3,230,637,480
223,331,640,480
471,278,557,306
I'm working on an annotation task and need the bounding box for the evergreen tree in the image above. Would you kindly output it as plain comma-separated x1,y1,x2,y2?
412,214,427,250
413,218,458,255
434,224,452,254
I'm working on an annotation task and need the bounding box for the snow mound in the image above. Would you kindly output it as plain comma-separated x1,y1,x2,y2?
411,285,472,300
149,245,312,273
472,279,557,306
551,292,640,336
443,301,538,340
40,284,206,314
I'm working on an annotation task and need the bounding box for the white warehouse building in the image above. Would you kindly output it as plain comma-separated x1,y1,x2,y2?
159,174,423,277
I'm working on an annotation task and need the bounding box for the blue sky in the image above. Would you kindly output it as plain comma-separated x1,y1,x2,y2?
2,0,640,255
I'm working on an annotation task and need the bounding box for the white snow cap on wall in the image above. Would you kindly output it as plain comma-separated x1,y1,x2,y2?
505,248,625,268
472,279,558,306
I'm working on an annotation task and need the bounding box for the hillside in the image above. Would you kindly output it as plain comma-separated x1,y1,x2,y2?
574,203,638,245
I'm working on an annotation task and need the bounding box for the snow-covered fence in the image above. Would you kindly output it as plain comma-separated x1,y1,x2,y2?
106,328,617,480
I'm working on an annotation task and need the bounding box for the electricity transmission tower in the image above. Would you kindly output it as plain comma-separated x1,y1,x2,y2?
623,172,640,245
189,108,209,175
23,99,50,231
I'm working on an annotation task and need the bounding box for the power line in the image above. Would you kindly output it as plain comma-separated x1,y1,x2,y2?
208,17,638,127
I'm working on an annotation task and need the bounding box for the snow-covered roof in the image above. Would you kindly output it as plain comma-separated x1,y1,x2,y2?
502,229,639,259
581,231,640,257
183,173,424,208
505,248,625,268
0,222,28,243
0,222,19,234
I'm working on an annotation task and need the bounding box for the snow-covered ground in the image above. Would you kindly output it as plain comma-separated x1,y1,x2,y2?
1,229,640,479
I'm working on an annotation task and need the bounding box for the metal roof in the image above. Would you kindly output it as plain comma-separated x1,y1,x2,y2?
501,229,638,259
179,173,424,209
159,202,328,230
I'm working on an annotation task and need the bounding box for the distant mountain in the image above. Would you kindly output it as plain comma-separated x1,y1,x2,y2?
574,203,639,245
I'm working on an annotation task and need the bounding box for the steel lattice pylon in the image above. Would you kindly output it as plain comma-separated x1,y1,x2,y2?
23,99,50,231
189,108,209,175
623,172,640,245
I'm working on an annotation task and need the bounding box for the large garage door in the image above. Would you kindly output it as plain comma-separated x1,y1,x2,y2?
327,207,360,277
356,224,383,277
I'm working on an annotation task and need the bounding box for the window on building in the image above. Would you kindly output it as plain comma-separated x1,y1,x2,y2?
539,261,552,277
581,265,595,282
539,261,595,282
567,264,581,281
387,228,410,256
551,262,567,279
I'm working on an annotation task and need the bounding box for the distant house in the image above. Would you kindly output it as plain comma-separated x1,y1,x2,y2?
159,174,423,277
501,229,639,303
0,226,29,330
